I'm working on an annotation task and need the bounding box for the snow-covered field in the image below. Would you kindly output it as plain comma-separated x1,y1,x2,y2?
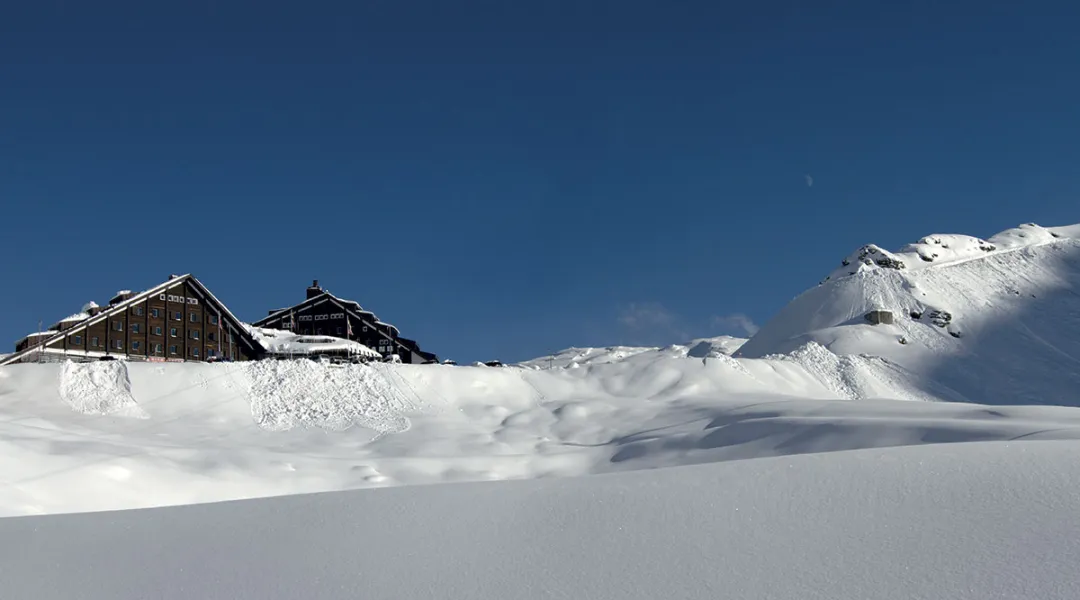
4,441,1080,600
2,221,1080,598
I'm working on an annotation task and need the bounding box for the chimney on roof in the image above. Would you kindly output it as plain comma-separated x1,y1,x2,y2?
307,279,323,299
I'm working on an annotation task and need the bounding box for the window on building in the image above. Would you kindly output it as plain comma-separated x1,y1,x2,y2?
362,326,369,332
191,347,200,358
169,345,177,355
114,339,123,350
173,311,182,321
91,336,99,347
170,327,178,337
73,335,83,345
154,343,162,354
132,341,140,351
153,326,162,336
190,330,200,340
131,323,140,334
207,332,216,342
133,306,144,316
112,320,123,332
208,315,218,325
190,312,199,323
151,308,161,318
207,348,216,358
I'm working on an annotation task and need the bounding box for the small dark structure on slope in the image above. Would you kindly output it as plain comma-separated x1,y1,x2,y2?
865,310,895,325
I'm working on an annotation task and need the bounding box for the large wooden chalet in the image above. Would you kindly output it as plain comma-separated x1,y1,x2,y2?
253,280,438,364
1,274,262,366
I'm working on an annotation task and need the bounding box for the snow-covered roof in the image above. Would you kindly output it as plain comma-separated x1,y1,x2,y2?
80,301,99,312
245,326,380,358
59,312,90,323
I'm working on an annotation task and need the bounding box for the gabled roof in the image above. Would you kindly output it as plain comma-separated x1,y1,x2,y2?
1,274,259,366
253,290,400,336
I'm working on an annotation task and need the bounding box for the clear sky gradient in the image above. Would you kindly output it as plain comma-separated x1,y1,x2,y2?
2,1,1077,363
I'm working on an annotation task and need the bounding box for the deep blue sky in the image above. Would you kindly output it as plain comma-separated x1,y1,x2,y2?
1,1,1077,363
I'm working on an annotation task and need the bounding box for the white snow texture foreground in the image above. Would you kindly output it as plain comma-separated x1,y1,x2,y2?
3,442,1079,600
2,221,1080,598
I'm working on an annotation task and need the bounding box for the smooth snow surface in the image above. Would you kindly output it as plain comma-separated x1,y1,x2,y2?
3,441,1080,600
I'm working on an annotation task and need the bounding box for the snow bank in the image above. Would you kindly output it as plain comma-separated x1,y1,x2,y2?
3,440,1079,600
243,359,412,434
517,336,747,369
5,356,1080,516
57,361,148,418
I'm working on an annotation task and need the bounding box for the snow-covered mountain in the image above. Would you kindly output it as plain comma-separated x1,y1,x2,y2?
4,221,1080,598
738,223,1080,406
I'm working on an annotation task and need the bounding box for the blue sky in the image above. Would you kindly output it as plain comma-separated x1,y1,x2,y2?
1,1,1077,363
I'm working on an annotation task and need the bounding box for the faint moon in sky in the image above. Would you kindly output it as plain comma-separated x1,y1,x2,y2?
805,174,814,187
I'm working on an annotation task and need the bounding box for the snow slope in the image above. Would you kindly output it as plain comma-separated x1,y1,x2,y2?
5,355,1080,516
516,335,746,369
739,223,1080,406
3,440,1080,600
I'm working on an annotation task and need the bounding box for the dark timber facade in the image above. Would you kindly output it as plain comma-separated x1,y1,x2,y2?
253,280,438,364
2,274,262,366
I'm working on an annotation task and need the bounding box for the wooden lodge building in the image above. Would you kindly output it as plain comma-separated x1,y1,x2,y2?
253,280,438,364
1,274,262,366
2,276,437,366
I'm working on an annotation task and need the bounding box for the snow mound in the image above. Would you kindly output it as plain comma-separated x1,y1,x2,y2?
242,360,413,434
518,336,747,369
685,335,747,358
57,361,148,418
